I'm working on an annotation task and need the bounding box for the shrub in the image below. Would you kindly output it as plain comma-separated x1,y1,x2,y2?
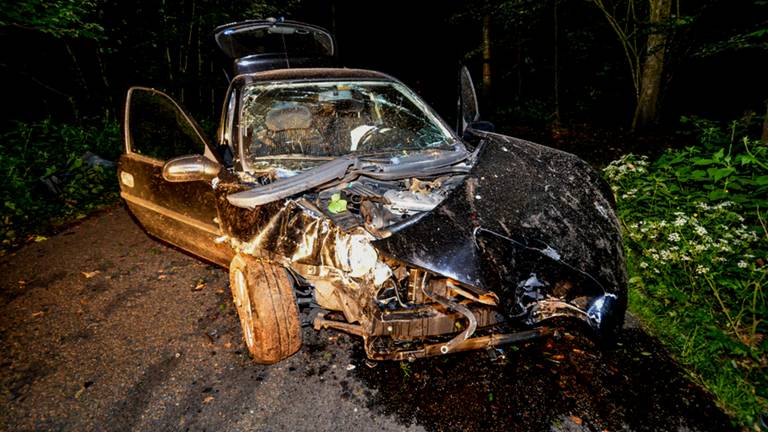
0,118,121,253
604,121,768,428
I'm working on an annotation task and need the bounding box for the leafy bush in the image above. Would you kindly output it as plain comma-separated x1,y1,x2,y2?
0,118,121,253
604,120,768,428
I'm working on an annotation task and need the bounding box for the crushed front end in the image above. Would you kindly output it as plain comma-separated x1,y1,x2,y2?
215,129,626,361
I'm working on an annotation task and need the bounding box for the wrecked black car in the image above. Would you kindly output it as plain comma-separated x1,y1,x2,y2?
118,19,626,364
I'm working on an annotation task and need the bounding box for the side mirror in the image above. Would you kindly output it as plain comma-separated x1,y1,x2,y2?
162,155,221,182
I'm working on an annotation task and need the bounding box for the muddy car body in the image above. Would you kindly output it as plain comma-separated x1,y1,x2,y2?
118,19,626,363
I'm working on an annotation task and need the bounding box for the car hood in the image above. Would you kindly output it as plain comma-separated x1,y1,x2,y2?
372,131,626,303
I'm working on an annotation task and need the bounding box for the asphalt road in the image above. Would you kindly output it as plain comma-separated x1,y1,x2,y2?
1,206,737,431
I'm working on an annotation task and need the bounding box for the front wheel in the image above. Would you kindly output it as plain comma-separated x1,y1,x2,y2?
229,254,301,364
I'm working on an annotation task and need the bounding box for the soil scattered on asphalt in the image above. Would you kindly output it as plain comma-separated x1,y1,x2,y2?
352,326,736,432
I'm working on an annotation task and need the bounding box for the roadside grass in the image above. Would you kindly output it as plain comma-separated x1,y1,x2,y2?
0,118,122,255
604,118,768,429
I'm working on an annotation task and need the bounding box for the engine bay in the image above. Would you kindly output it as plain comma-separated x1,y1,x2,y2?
315,174,465,236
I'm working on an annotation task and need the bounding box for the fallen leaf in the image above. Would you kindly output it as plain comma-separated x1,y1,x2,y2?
570,415,583,425
551,354,566,361
224,342,232,349
158,274,168,280
31,311,44,318
203,396,214,404
33,235,48,243
345,364,356,371
81,271,100,279
193,280,206,291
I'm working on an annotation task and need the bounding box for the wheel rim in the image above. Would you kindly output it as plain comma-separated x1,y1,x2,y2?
233,269,256,349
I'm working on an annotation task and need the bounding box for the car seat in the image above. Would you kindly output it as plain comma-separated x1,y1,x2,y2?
254,104,326,156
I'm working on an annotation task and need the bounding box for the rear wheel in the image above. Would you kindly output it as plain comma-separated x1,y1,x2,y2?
229,254,301,364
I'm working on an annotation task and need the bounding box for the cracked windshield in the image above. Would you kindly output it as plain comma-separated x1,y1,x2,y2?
240,81,455,173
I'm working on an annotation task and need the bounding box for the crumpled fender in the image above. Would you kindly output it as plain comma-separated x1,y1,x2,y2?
372,131,627,331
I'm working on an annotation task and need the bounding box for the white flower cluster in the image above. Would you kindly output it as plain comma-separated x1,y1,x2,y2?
624,205,762,275
603,155,649,183
605,154,765,278
621,188,639,200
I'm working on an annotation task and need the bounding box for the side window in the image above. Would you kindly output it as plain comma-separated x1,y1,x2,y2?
127,88,206,160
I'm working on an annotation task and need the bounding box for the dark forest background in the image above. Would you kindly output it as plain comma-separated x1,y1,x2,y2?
1,0,766,138
2,1,768,426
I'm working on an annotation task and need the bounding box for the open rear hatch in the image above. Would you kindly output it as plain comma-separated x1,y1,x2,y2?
214,18,337,78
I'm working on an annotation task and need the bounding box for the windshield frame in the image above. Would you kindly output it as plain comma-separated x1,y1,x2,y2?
236,78,462,174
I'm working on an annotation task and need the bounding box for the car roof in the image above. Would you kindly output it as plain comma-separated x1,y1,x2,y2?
234,68,400,85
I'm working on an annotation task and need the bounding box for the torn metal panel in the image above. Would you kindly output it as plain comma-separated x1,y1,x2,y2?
373,132,627,334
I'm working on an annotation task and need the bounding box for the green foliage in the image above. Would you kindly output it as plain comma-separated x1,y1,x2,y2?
0,0,105,40
604,120,768,428
0,119,121,254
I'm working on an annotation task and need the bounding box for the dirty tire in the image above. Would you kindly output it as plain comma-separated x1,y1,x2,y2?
229,254,301,364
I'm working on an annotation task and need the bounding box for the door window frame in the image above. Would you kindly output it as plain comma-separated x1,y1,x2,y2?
124,86,222,164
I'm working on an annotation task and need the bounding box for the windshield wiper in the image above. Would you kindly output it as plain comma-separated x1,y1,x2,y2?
359,147,471,179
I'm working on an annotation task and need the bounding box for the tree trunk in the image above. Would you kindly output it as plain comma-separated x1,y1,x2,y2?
482,15,492,100
633,0,672,129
